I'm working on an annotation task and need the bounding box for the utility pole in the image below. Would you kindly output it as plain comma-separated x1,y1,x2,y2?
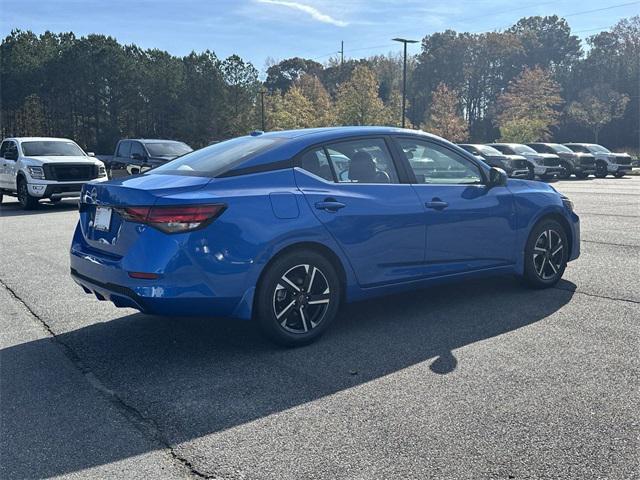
340,41,344,65
392,38,418,128
259,88,267,131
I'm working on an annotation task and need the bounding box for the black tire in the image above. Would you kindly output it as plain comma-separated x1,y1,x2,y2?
594,162,608,178
575,172,589,179
17,177,39,210
526,164,535,180
523,219,568,289
557,163,572,179
540,174,554,181
0,193,3,204
614,172,626,178
255,249,341,346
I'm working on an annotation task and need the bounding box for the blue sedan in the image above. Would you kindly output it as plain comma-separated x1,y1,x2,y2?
70,127,580,346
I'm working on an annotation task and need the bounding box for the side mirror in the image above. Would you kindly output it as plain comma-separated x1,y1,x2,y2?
87,152,95,157
488,167,508,187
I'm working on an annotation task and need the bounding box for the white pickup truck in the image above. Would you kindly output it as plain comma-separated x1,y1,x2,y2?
0,137,108,209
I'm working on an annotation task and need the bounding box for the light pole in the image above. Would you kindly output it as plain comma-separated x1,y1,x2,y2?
392,37,418,128
259,88,267,131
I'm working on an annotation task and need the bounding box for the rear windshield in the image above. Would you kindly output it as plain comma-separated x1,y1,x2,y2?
22,141,86,157
144,142,192,157
149,136,281,177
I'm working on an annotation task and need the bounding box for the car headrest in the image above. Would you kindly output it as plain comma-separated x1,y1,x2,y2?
349,151,376,183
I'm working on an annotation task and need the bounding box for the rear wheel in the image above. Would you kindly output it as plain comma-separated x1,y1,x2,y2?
17,178,39,210
523,219,568,289
255,249,341,346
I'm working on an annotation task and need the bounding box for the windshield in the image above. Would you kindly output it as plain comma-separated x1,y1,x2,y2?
149,136,281,177
22,141,86,157
144,142,192,157
477,145,503,156
513,145,538,154
589,144,611,153
548,144,574,153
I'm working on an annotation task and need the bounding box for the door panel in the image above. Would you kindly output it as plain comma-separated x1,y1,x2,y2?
296,169,426,286
394,137,516,276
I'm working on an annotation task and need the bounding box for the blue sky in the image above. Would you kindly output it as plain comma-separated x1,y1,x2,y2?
2,0,638,73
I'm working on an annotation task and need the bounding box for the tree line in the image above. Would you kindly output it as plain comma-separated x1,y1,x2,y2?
1,15,638,154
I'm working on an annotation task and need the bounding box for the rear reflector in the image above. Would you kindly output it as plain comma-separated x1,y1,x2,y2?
128,272,161,279
116,204,226,233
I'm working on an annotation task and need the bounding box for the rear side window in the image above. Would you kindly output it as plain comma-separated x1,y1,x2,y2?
299,149,334,181
323,138,399,184
149,136,281,177
117,141,131,157
130,142,146,157
1,141,18,160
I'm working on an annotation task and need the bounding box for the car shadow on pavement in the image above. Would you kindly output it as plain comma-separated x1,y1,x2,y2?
0,200,78,217
1,276,575,479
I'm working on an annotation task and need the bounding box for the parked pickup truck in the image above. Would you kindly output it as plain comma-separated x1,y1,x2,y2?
108,139,192,178
564,143,633,178
527,143,596,179
0,137,107,209
488,143,564,180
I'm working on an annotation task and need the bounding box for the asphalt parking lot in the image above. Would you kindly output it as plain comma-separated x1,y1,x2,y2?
1,177,638,479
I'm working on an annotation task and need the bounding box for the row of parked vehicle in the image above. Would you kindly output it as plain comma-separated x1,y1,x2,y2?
458,142,634,180
0,134,634,210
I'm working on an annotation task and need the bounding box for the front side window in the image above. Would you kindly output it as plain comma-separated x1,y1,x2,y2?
477,145,503,156
21,141,85,157
299,149,333,181
324,138,399,184
149,135,281,177
1,141,18,160
130,142,146,157
590,144,611,153
398,138,482,185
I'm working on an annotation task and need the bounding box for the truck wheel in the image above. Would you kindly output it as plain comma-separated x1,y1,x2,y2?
557,163,572,179
526,164,535,180
614,172,626,178
522,219,568,289
594,162,608,178
575,172,589,179
0,193,3,204
17,178,39,210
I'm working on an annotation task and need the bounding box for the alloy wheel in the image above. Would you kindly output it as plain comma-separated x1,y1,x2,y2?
532,229,564,280
272,264,331,334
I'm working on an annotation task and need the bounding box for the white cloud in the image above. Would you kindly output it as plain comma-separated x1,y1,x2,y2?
256,0,348,27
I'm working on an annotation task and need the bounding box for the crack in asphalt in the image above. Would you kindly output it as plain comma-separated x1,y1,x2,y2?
582,240,640,248
0,278,217,480
553,284,640,305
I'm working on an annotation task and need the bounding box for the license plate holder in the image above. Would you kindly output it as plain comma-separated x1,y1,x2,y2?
94,206,112,232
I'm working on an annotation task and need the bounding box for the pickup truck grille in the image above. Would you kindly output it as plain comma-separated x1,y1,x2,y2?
580,156,595,167
615,157,631,165
510,159,529,169
44,164,98,181
543,158,560,166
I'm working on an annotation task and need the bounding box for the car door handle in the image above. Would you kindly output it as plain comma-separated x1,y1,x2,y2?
425,200,449,210
315,200,346,212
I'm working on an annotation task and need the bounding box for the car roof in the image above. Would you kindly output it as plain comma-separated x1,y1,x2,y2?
6,137,76,142
124,139,187,143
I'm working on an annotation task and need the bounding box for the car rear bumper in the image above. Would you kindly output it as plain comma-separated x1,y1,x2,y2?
69,223,253,319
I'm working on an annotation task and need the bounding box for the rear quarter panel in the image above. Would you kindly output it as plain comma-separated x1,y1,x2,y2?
155,169,358,318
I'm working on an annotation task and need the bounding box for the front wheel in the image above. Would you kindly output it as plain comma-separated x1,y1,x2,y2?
255,249,341,346
17,178,39,210
522,219,568,289
557,164,572,179
594,162,608,178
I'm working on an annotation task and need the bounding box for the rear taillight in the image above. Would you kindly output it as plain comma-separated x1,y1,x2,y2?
116,204,226,233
